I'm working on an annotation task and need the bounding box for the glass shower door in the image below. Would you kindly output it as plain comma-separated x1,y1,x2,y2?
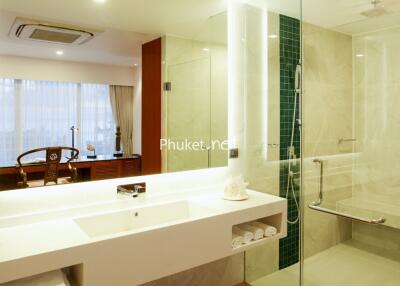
166,57,211,172
302,2,400,285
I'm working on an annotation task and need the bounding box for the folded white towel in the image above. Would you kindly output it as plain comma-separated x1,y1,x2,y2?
239,224,264,240
233,226,254,243
250,221,278,237
232,233,244,248
3,269,70,286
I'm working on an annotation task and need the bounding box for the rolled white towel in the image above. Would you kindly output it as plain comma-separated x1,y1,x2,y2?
250,221,277,237
232,233,244,248
3,269,70,286
233,226,254,243
239,224,264,240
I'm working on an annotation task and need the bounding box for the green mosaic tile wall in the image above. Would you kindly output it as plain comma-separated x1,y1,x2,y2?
279,14,301,269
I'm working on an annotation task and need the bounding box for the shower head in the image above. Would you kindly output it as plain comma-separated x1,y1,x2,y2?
361,7,387,17
361,0,388,17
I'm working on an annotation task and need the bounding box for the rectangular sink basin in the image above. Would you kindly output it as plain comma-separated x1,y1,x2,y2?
74,200,211,238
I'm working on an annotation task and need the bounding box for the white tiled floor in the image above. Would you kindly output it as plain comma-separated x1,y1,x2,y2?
251,240,400,286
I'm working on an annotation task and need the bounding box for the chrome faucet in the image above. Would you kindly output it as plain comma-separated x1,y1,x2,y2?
117,183,146,198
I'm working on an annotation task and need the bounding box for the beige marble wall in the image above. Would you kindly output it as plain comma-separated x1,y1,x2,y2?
351,27,400,257
303,23,353,157
352,27,400,204
352,223,400,261
141,254,244,286
302,22,353,258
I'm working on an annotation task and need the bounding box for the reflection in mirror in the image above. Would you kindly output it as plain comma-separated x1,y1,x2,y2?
0,1,227,190
163,12,227,173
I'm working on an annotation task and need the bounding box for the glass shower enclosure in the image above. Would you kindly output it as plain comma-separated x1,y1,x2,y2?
301,1,400,285
239,0,400,286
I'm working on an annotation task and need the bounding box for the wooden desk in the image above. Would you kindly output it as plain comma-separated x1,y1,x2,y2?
0,155,141,190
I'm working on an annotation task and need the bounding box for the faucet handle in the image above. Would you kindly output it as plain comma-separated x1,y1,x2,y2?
117,183,146,198
132,185,145,198
134,185,145,192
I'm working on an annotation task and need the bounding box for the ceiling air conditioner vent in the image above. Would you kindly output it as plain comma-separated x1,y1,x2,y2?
9,17,101,45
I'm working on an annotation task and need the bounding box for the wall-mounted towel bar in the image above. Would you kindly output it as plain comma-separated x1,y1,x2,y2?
308,158,386,225
338,138,356,144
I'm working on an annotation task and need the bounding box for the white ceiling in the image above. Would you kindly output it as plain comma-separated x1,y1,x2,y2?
303,0,400,34
0,10,157,66
0,0,227,36
0,0,294,67
0,0,227,66
1,0,400,66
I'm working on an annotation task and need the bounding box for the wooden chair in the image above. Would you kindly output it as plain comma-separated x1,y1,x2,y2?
17,147,79,188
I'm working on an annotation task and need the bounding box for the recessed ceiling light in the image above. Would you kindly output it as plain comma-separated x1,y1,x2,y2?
56,50,64,56
355,54,364,58
268,34,278,39
202,48,210,52
93,0,107,3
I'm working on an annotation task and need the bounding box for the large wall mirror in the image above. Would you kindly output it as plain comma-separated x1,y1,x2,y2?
0,0,227,190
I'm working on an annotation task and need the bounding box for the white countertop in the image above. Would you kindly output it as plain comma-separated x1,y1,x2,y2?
0,169,286,286
0,189,284,264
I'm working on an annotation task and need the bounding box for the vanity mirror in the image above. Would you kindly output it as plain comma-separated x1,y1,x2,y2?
0,0,228,190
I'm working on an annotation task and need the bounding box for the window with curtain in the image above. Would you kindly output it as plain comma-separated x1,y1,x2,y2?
79,83,115,156
0,79,15,165
0,78,116,165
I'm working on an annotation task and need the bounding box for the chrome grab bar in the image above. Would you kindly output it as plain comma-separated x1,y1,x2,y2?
313,159,324,204
308,158,386,225
308,202,386,225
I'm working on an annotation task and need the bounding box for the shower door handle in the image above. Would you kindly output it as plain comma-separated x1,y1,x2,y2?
308,202,386,225
308,158,386,225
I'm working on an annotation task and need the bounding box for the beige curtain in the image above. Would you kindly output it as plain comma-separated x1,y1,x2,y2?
109,85,134,155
